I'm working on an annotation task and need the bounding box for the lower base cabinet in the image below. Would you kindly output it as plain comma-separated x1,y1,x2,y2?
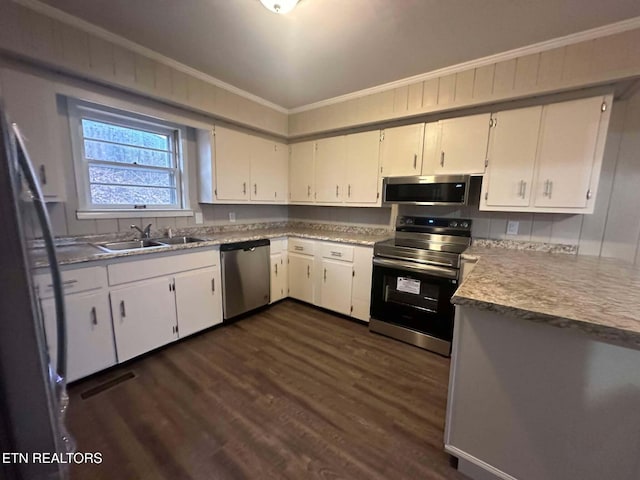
41,291,116,383
174,267,222,337
288,252,314,303
320,259,353,315
110,277,179,363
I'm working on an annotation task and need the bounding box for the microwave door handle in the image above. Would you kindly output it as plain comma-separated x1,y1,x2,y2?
12,123,68,384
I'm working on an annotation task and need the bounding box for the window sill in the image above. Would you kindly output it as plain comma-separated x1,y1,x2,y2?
76,210,194,220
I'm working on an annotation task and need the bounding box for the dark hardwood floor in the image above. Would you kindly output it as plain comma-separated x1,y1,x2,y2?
67,300,466,480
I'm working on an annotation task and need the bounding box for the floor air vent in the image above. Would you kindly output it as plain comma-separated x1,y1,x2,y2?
80,371,136,399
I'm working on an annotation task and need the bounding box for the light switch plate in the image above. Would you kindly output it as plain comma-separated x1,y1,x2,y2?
229,212,236,222
506,220,519,235
194,212,203,224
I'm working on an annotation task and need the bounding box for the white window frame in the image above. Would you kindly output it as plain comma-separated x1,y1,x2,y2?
68,98,192,219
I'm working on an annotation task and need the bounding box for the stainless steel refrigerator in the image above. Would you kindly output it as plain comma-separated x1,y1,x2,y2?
0,107,72,479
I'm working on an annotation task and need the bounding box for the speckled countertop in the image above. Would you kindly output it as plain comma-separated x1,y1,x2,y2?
31,223,392,268
454,245,640,350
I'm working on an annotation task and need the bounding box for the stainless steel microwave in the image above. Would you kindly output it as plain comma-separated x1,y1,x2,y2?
382,175,470,206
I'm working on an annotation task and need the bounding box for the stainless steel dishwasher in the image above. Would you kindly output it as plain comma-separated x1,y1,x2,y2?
220,239,271,320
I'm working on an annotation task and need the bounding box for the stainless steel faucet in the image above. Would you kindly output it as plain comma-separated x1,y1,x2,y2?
131,223,152,239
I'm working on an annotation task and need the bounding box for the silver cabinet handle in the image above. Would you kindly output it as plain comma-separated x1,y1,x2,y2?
543,180,549,197
348,184,351,197
307,265,310,278
243,182,247,194
323,268,327,281
294,245,303,251
307,185,311,197
548,180,553,199
336,185,339,197
522,181,527,198
518,180,524,198
413,154,417,169
39,165,47,185
211,277,215,292
90,306,97,326
440,151,445,167
254,184,257,195
330,251,342,257
275,263,278,276
120,300,126,318
47,279,78,288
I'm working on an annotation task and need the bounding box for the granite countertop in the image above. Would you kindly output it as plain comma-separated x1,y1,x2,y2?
454,245,640,350
31,224,392,268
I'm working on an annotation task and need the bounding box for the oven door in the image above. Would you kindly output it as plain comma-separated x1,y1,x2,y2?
370,257,458,353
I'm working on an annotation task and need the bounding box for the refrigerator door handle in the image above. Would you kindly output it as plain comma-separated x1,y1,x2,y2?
12,123,67,383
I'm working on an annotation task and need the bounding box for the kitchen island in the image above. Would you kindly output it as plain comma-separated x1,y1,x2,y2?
446,247,640,480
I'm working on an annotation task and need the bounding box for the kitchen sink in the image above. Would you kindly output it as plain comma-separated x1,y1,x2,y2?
154,236,205,245
94,240,165,252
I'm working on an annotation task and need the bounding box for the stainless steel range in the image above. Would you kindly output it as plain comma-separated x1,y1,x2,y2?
369,216,472,356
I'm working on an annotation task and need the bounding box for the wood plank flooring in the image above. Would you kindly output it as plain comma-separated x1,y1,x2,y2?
67,300,466,480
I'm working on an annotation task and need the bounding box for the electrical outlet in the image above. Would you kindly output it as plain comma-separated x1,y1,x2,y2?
229,212,236,222
506,220,519,235
194,212,203,224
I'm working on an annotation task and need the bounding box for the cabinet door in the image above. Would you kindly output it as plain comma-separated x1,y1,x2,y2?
1,69,66,200
110,277,178,362
287,252,313,303
314,136,346,203
533,97,605,208
437,113,491,174
214,125,251,201
174,267,222,338
290,141,315,202
345,131,381,204
482,107,542,207
41,292,116,382
320,259,353,316
351,246,373,322
250,139,288,202
380,124,424,177
270,253,286,303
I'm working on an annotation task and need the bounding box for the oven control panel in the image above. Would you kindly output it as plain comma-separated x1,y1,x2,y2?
397,216,472,234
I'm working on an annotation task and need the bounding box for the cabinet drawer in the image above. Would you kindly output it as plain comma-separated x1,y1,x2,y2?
34,266,107,299
288,238,315,255
270,237,288,255
321,243,354,262
108,249,218,286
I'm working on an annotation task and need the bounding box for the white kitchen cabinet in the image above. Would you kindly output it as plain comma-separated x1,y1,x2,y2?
533,96,608,209
251,138,288,202
345,131,381,205
481,106,542,207
480,95,612,214
289,141,315,202
380,124,424,177
429,113,491,175
320,258,353,316
288,252,314,303
270,237,288,303
351,246,373,322
314,136,347,203
1,68,66,201
174,267,222,337
110,276,178,363
213,125,251,201
35,266,114,382
41,290,116,383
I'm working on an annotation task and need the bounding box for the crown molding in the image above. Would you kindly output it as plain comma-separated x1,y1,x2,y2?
289,15,640,114
11,0,289,114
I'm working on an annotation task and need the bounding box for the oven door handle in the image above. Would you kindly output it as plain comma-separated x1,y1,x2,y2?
373,257,458,280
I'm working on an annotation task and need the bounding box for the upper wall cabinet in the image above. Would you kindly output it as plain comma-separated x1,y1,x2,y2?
290,131,382,207
423,113,491,175
0,69,66,201
289,140,315,203
480,95,612,214
380,124,424,177
198,125,288,204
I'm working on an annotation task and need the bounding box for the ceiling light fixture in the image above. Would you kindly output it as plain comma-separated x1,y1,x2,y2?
259,0,299,15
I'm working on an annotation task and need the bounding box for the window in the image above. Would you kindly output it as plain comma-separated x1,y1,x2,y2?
68,99,190,217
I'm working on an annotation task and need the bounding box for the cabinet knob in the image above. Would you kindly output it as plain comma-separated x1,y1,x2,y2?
90,306,97,325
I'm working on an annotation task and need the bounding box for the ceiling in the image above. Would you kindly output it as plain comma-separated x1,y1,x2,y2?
37,0,640,109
